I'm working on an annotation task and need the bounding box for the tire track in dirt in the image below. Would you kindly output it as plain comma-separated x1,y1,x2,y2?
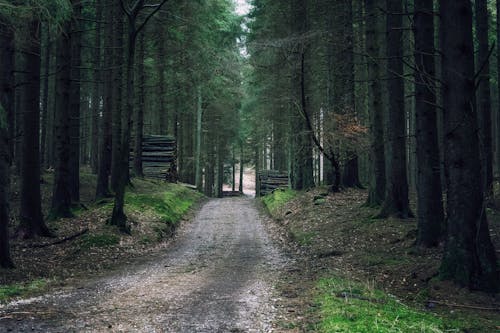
0,197,288,332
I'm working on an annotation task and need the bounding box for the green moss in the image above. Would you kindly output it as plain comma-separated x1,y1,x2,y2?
314,277,461,332
261,189,297,216
0,279,48,303
125,184,202,224
80,233,120,249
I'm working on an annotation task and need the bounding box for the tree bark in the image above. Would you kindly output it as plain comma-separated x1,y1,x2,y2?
475,0,493,197
439,0,498,292
195,85,202,190
378,0,412,218
133,29,145,177
69,0,82,203
40,24,51,170
96,0,114,199
110,1,124,193
90,0,102,174
364,0,385,206
337,0,361,188
51,19,74,219
18,20,51,238
413,0,444,247
0,20,14,267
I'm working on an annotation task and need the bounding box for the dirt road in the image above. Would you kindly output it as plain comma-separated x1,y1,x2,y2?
0,197,288,332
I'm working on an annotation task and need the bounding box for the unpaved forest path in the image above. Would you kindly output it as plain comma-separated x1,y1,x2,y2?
0,197,289,332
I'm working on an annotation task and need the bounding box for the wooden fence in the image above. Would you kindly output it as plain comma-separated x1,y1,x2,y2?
257,170,289,196
132,135,177,181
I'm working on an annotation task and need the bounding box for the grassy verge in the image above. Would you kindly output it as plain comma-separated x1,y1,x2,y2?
261,189,297,217
0,279,49,303
313,276,497,333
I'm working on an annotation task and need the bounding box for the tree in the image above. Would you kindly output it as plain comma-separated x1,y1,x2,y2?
17,20,52,237
0,103,13,267
364,0,385,206
96,0,114,199
289,0,314,191
439,0,498,292
90,0,102,174
413,0,443,247
0,18,14,267
51,16,74,219
475,0,493,197
109,0,168,232
132,29,145,177
378,0,412,218
69,0,82,203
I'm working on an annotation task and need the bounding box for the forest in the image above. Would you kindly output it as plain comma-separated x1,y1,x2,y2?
0,0,499,331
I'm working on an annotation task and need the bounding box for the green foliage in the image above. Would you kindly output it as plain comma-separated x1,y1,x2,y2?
261,189,297,216
125,184,202,224
0,279,48,303
0,0,72,24
314,277,459,333
80,234,119,249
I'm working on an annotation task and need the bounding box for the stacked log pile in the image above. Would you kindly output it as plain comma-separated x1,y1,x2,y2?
132,135,177,181
257,170,289,196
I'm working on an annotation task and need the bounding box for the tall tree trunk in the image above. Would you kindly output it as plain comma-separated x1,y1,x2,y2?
195,85,202,190
290,0,314,191
0,20,14,267
51,20,74,219
378,0,412,218
337,0,361,188
69,0,82,203
96,0,114,199
40,24,51,169
364,0,385,206
110,2,124,192
133,29,145,177
475,0,493,197
497,0,500,179
18,21,51,238
90,0,102,174
413,0,444,247
157,26,167,134
439,0,498,292
239,141,243,193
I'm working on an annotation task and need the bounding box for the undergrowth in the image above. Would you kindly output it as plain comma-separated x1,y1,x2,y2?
314,277,461,333
126,183,202,224
0,279,49,303
261,189,297,216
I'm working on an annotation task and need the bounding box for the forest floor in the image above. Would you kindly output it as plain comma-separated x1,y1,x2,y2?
265,187,500,332
1,170,499,332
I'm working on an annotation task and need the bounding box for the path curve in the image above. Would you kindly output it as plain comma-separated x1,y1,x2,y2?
0,197,287,332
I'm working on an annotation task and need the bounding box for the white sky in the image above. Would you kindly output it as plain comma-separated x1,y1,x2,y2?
234,0,251,16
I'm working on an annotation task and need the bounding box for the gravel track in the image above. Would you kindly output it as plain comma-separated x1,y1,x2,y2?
0,197,287,332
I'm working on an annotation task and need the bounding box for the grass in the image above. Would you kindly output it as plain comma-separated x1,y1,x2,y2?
80,233,120,249
0,279,49,303
261,189,297,216
125,183,203,224
314,277,462,333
